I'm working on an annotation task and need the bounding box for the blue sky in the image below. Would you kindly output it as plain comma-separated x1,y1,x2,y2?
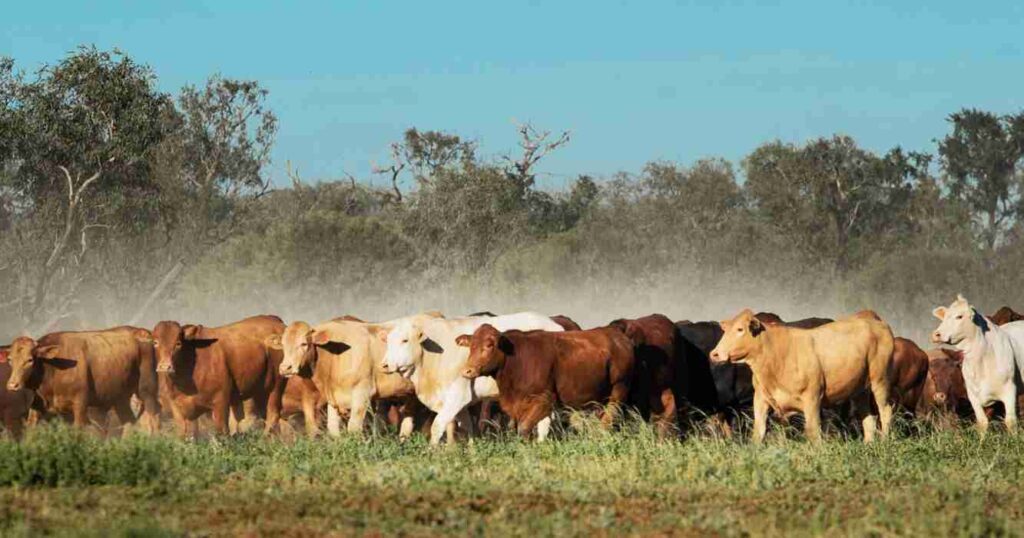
4,1,1023,189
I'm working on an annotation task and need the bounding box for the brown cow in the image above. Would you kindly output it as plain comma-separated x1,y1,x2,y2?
990,307,1024,326
0,348,34,438
891,337,929,414
146,315,286,438
4,326,160,434
608,314,679,437
710,309,894,443
550,315,582,331
458,324,635,440
920,348,972,417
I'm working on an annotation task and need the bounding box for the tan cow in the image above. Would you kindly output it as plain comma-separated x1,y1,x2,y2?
709,309,895,443
268,314,438,437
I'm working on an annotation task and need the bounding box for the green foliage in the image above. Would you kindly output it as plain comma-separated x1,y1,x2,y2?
1,423,1024,535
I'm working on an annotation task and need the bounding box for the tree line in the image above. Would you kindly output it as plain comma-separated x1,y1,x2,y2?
2,47,1023,341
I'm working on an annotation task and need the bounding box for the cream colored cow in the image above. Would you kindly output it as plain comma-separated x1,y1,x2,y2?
381,312,564,445
267,312,441,437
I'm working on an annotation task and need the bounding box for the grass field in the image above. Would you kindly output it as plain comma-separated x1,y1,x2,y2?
0,418,1020,537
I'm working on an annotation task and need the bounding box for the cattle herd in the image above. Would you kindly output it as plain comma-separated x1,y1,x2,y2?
0,294,1022,444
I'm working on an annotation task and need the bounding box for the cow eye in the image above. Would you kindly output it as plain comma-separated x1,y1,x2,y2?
402,339,409,344
955,315,963,320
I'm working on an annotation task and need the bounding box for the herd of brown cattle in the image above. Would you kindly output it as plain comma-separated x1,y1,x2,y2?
0,305,1016,443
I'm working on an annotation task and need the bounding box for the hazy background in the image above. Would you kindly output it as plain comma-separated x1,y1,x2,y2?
3,2,1024,346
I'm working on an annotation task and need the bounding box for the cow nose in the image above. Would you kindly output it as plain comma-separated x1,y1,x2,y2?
156,363,174,374
461,367,477,379
931,332,942,343
6,382,18,391
709,350,720,362
380,361,391,373
934,392,947,404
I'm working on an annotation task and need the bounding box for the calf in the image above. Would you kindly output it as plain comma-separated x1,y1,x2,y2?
0,349,34,438
711,309,894,443
931,295,1024,435
146,315,286,438
920,348,973,418
609,314,680,437
459,324,635,441
5,327,160,434
280,376,325,436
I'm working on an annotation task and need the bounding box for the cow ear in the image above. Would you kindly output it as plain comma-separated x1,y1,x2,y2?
310,330,330,346
421,338,444,354
0,346,8,363
32,345,62,360
932,307,947,321
718,320,730,331
265,334,283,350
749,317,764,336
377,330,389,343
182,325,203,340
455,334,471,347
134,329,154,344
497,335,515,355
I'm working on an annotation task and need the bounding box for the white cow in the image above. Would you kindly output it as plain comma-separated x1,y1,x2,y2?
931,294,1024,435
380,312,564,444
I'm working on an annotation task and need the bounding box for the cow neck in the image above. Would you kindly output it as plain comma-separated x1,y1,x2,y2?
744,326,789,387
958,322,992,373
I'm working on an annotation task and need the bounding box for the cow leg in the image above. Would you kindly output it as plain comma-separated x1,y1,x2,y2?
968,394,990,437
653,388,677,438
535,415,552,442
347,394,369,435
752,392,770,444
264,380,286,436
517,403,551,441
431,378,476,445
398,398,417,441
327,404,342,438
456,408,474,440
801,397,823,444
71,399,91,430
302,391,320,439
4,411,24,440
870,377,894,439
602,380,630,429
114,400,137,438
1001,386,1018,433
211,398,231,436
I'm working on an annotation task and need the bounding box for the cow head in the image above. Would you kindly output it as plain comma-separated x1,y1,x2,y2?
927,351,965,409
381,319,443,377
149,321,214,374
931,295,986,346
989,306,1024,326
709,309,765,364
608,319,646,347
459,324,509,379
5,336,71,391
267,321,320,377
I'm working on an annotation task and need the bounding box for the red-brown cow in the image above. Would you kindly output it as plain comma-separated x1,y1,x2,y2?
280,376,325,435
920,348,972,417
147,315,286,438
458,324,635,441
990,307,1024,326
4,327,160,434
0,348,34,438
608,314,680,437
891,337,930,414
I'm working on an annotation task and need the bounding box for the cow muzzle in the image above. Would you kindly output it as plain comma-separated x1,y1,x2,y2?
461,367,479,379
156,363,175,374
279,364,297,377
933,392,947,405
6,381,20,391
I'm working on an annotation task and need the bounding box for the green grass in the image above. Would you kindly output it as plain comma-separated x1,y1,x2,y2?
0,418,1020,536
